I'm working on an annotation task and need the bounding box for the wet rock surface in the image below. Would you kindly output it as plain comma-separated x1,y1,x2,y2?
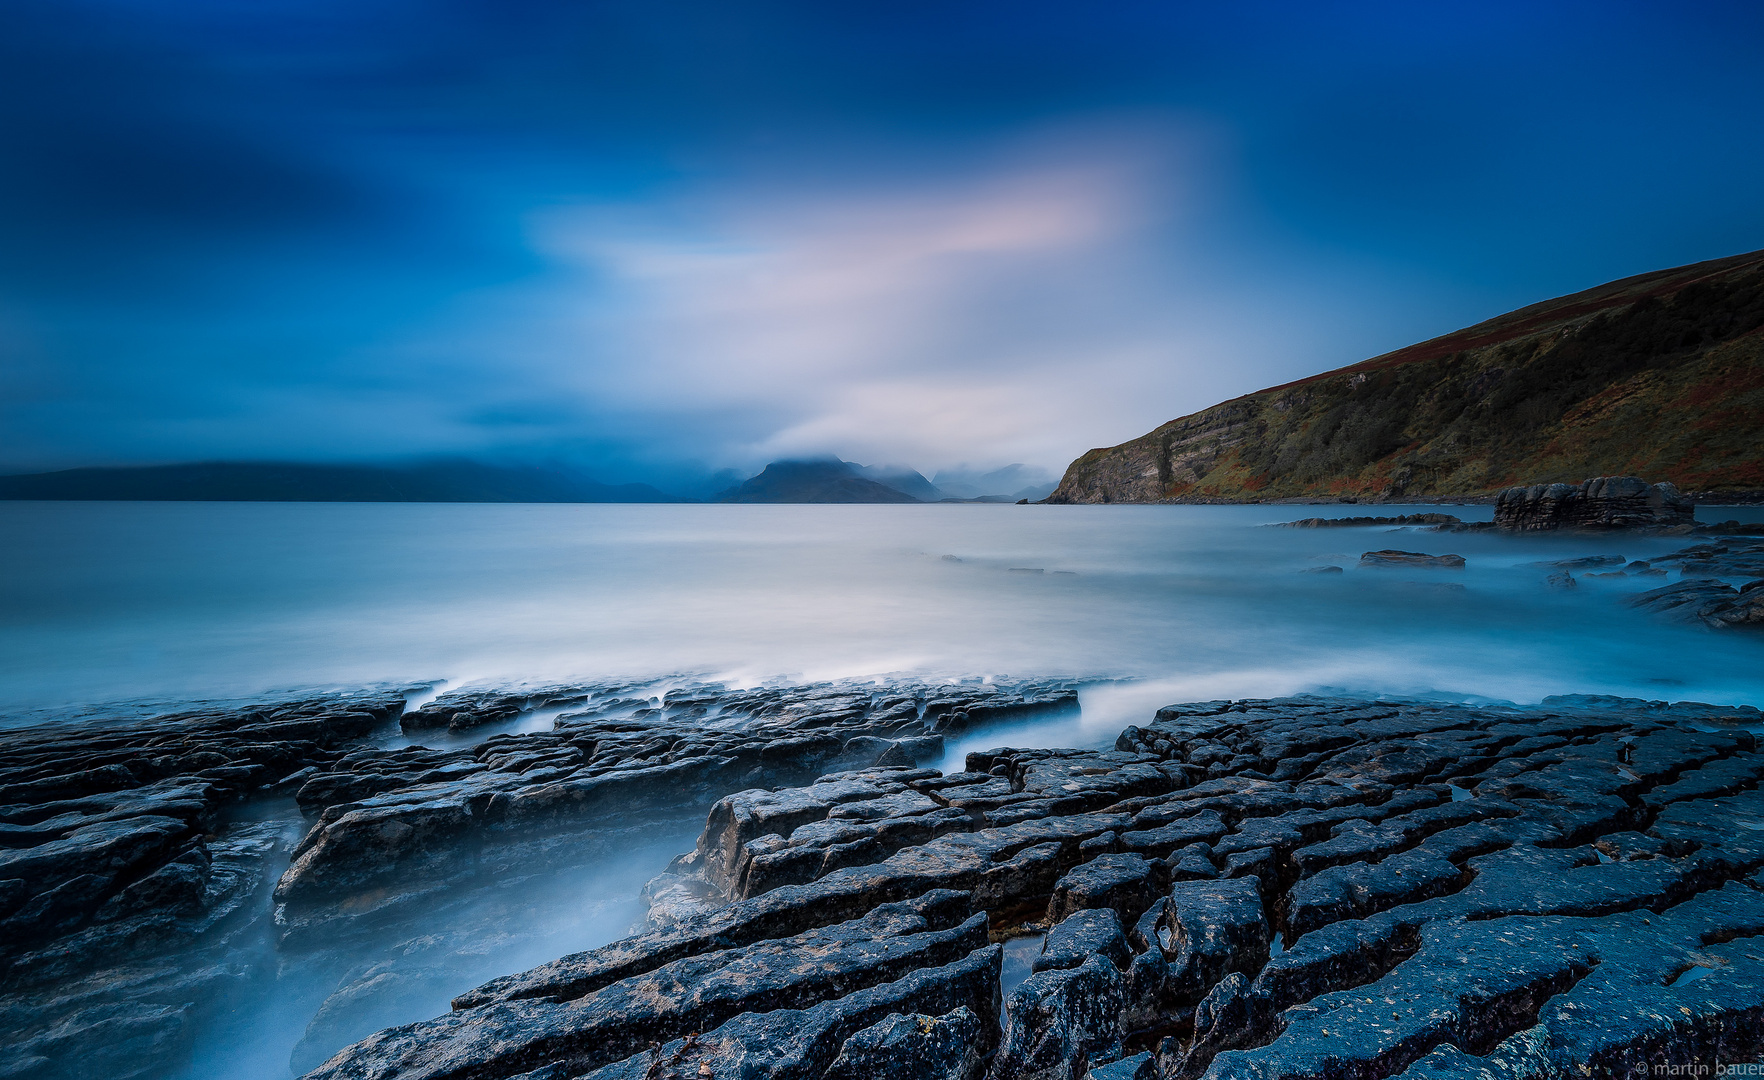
285,691,1764,1080
275,679,1076,944
0,688,410,1080
0,677,1077,1079
7,683,1764,1079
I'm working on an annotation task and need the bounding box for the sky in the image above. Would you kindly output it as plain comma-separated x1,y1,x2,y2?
2,1,1762,494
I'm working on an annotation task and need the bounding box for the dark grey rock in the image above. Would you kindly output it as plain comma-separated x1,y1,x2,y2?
573,944,1002,1080
1033,908,1130,975
821,1007,986,1080
1167,843,1218,882
1494,475,1694,530
306,893,986,1080
1359,550,1467,568
1159,877,1270,1009
1046,853,1158,927
987,953,1125,1080
1119,813,1229,859
15,683,1764,1080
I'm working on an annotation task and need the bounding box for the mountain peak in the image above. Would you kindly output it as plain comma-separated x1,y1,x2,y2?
717,460,921,503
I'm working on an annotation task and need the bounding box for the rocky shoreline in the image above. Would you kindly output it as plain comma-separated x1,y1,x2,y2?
5,678,1764,1079
0,678,1077,1078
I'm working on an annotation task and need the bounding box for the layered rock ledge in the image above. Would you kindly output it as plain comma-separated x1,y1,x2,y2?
1493,476,1695,531
0,678,1078,1079
301,692,1764,1080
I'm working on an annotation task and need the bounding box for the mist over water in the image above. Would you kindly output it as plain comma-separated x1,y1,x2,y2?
6,500,1764,1076
5,501,1764,720
3,501,1764,720
162,822,702,1080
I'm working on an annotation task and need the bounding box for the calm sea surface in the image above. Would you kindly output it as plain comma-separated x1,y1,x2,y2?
5,500,1764,722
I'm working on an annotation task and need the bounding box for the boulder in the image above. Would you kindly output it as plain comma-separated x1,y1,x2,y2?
1494,475,1694,530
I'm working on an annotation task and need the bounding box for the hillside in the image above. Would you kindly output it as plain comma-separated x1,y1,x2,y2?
1048,248,1764,503
0,461,687,503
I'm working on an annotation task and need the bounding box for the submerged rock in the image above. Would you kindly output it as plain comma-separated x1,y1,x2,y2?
1359,550,1466,568
1275,514,1461,528
1631,577,1764,629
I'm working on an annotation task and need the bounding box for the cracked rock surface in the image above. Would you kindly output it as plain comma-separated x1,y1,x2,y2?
6,684,1764,1079
0,677,1076,1080
285,692,1764,1080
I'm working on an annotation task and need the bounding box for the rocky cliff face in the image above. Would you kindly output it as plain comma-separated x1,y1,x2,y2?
1049,249,1764,504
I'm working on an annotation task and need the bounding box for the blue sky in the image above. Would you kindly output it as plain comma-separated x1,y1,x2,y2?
2,0,1761,491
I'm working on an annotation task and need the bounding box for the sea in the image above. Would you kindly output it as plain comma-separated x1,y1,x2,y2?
3,499,1763,1077
5,500,1764,725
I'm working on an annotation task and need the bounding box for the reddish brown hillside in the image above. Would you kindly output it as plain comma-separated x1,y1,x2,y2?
1049,249,1764,504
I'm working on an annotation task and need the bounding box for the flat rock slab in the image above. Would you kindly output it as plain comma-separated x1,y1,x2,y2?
11,685,1764,1080
303,892,988,1080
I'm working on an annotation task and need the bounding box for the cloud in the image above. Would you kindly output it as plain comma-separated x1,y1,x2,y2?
3,2,1762,485
497,124,1244,474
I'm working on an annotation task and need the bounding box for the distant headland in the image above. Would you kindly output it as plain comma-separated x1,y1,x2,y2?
0,458,1057,505
0,460,689,504
1047,248,1764,505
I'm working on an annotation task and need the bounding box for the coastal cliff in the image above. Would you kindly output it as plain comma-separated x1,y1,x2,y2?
1048,249,1764,504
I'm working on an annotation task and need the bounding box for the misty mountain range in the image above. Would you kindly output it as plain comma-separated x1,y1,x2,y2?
0,459,1057,505
718,460,1055,503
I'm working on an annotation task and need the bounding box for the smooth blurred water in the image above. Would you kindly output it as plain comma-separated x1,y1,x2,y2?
3,501,1764,720
6,500,1764,1078
4,501,1764,720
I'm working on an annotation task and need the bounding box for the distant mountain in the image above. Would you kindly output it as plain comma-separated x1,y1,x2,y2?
718,460,921,503
0,460,689,503
855,464,943,502
1049,248,1764,503
933,464,1058,502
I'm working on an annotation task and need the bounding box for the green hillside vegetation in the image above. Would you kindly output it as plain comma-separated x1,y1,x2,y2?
1049,249,1764,503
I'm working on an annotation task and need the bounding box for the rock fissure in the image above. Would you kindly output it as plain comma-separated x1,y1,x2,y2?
6,685,1764,1080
